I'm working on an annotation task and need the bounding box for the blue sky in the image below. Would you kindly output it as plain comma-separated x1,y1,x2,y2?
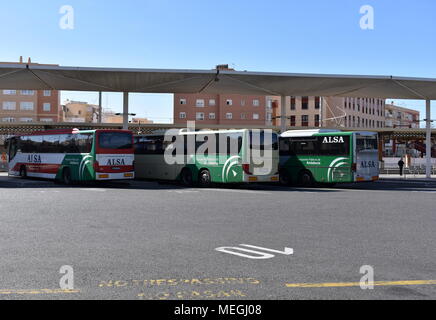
1,0,435,123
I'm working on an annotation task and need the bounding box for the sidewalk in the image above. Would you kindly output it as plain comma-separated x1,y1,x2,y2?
379,173,436,182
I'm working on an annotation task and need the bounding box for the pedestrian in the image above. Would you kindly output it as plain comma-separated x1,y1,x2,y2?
398,157,405,176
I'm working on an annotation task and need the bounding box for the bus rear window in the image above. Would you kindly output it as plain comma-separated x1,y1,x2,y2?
250,131,278,150
356,137,378,152
99,132,133,150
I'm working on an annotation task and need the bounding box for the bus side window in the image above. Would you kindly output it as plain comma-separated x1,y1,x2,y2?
279,138,290,156
8,138,18,160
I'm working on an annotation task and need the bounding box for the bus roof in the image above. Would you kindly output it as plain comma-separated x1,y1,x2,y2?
8,128,131,137
135,128,272,136
280,129,341,138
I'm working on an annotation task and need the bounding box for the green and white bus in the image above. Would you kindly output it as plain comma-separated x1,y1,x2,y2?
5,129,135,184
134,129,279,187
279,129,379,186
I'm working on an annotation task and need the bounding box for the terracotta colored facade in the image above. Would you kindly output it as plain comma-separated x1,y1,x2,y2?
174,93,273,126
0,58,60,123
0,89,60,123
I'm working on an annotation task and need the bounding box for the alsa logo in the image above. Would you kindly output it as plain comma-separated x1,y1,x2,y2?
106,158,125,166
27,154,41,163
361,160,377,168
322,136,344,144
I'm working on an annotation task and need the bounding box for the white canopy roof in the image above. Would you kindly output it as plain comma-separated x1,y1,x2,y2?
1,63,436,99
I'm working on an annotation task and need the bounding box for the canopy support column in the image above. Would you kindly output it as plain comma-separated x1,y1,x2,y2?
425,99,432,179
280,95,287,133
98,91,102,124
123,92,129,130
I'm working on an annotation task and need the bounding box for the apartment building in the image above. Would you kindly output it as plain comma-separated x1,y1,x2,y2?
62,100,98,123
173,93,273,126
271,96,386,129
384,102,420,128
0,89,60,123
0,58,60,123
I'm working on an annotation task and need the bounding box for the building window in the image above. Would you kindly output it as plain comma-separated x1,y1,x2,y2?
290,115,296,126
225,113,233,119
2,117,15,122
290,96,296,110
226,99,233,106
43,90,51,96
266,99,272,110
240,113,246,119
208,113,216,120
3,90,16,95
20,102,34,110
314,114,320,127
301,96,309,110
20,90,34,95
253,99,260,107
179,112,186,119
241,100,245,106
196,112,204,120
179,98,187,105
315,97,320,109
43,103,51,112
196,99,205,107
302,115,309,126
208,99,216,106
19,118,33,122
2,101,16,110
253,113,259,120
40,118,53,122
266,113,272,121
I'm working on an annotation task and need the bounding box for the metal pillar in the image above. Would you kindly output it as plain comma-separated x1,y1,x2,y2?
123,92,129,130
280,95,287,133
425,99,432,179
98,91,102,124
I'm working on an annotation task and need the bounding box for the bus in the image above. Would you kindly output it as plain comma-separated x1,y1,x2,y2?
279,129,379,186
5,129,134,184
134,129,279,187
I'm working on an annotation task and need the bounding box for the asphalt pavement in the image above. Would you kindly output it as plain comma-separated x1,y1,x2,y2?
0,174,435,300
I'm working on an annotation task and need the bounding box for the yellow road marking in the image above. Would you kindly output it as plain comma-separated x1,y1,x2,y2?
285,280,436,288
0,289,80,295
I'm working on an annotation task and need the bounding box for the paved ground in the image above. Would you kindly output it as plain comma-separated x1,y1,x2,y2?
0,174,435,300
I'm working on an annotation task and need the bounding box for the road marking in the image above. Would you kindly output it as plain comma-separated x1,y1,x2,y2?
80,188,107,192
285,280,436,288
0,288,80,295
203,189,271,195
216,244,293,260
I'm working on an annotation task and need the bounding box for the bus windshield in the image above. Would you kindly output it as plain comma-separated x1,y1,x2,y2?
99,132,133,150
356,136,378,152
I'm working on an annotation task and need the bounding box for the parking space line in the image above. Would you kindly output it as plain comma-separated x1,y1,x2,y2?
285,280,436,288
0,288,80,295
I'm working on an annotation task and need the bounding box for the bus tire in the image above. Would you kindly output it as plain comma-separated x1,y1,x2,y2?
19,165,27,178
198,169,211,188
299,170,314,187
279,169,291,185
61,167,73,185
180,168,193,187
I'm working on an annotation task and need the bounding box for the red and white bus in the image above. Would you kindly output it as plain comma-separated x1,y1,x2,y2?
4,129,135,184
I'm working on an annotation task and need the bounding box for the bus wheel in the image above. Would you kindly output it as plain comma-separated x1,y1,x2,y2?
299,171,314,187
61,168,72,185
198,169,211,188
19,165,27,178
279,169,291,185
181,168,193,187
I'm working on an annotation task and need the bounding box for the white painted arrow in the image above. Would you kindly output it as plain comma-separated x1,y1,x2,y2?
239,244,294,255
